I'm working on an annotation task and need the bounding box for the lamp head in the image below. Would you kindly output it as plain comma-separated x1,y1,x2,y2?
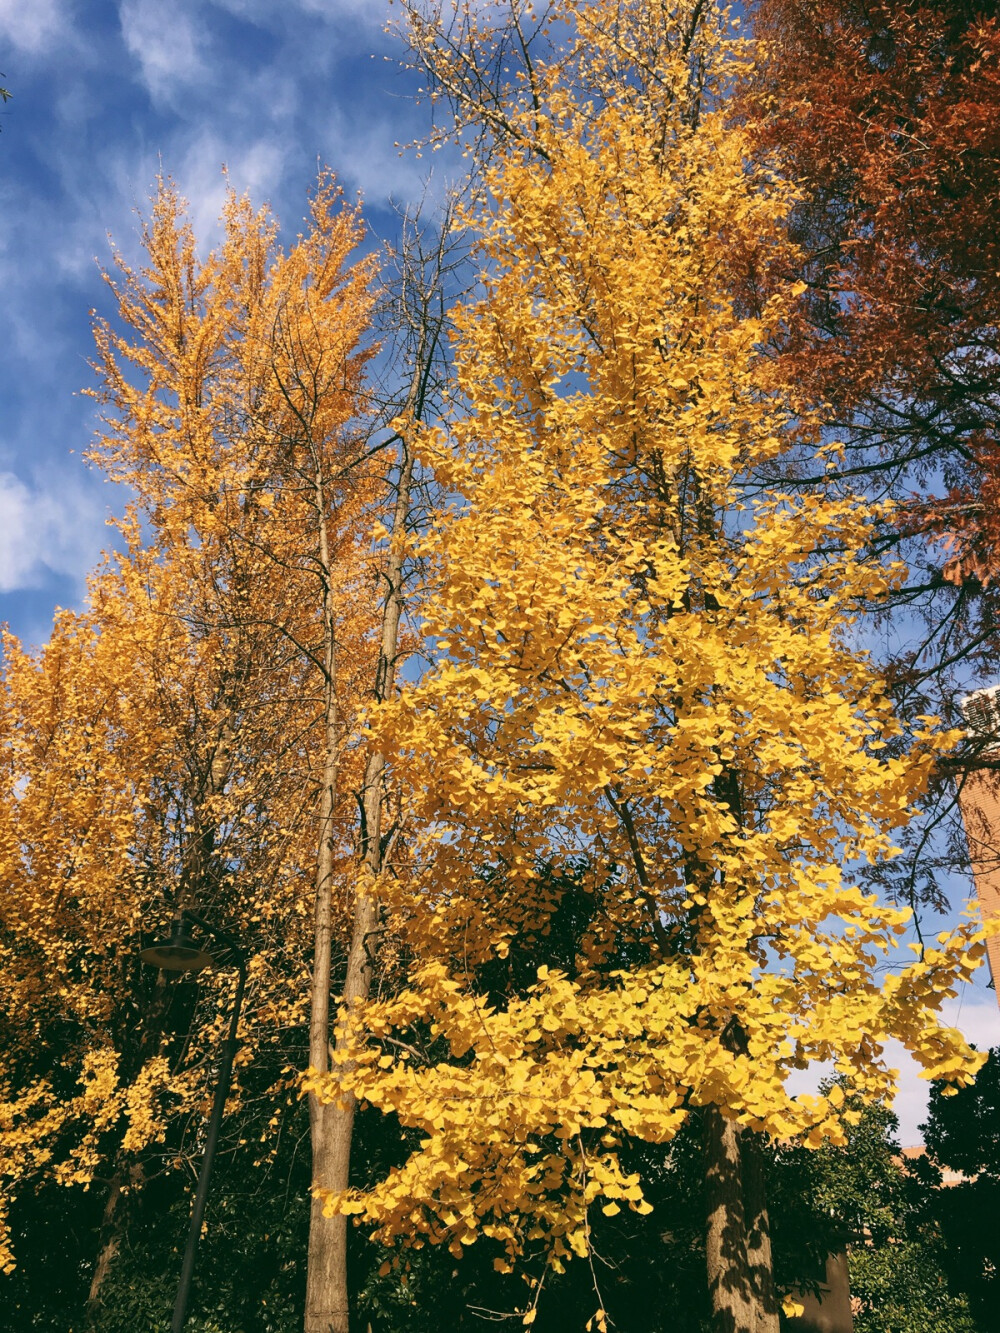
140,920,214,973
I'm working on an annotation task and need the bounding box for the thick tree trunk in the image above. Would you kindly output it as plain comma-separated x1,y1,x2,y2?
742,1128,780,1331
705,1105,757,1333
703,1106,779,1333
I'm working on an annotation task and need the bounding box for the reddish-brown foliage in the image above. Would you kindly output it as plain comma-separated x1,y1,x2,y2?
748,0,1000,583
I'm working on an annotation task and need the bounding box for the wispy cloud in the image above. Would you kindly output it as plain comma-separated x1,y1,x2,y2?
173,131,290,246
0,0,69,54
324,104,449,207
119,0,208,105
0,471,108,596
209,0,389,30
293,0,390,24
0,0,436,646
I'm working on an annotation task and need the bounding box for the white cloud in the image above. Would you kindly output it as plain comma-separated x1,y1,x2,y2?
293,0,388,22
168,131,289,248
119,0,207,104
324,103,452,208
209,0,388,29
0,472,107,594
0,0,67,53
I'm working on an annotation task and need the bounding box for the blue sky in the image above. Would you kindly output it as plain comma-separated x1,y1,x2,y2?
0,0,441,645
0,0,996,1140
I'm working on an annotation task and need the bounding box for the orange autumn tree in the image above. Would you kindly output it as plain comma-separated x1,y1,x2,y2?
0,174,383,1320
0,548,326,1307
88,176,387,1331
0,604,165,1286
308,3,990,1330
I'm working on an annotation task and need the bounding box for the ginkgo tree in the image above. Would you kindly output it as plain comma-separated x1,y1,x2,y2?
0,536,320,1308
308,3,992,1330
0,173,386,1327
94,174,391,1333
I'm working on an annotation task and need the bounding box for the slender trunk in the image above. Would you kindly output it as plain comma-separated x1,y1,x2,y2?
302,215,450,1328
703,1107,779,1333
304,718,347,1333
86,1157,145,1329
304,438,414,1333
305,483,347,1333
86,1170,123,1329
305,874,378,1333
87,963,174,1329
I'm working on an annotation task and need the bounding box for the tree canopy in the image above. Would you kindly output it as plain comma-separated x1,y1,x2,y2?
2,2,1000,1330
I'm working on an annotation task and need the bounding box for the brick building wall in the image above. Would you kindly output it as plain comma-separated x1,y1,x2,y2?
956,766,1000,999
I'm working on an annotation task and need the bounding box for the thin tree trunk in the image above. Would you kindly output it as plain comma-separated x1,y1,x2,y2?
304,438,414,1333
86,1158,145,1328
87,964,175,1329
305,484,347,1333
304,748,344,1333
703,1107,779,1333
302,211,453,1332
86,1169,124,1329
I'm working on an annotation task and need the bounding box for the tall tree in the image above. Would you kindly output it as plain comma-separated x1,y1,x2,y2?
921,1047,1000,1327
304,205,458,1333
0,174,382,1328
0,540,329,1316
93,173,383,1330
308,3,990,1330
743,0,1000,979
746,0,1000,646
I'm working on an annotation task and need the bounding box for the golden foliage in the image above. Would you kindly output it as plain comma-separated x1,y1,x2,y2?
309,0,991,1279
0,174,380,1270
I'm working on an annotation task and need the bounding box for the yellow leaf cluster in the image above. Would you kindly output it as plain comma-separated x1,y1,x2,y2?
0,173,384,1268
311,0,989,1281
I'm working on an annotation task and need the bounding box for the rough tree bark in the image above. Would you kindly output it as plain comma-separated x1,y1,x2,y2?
702,775,780,1333
704,1107,780,1333
742,1127,779,1330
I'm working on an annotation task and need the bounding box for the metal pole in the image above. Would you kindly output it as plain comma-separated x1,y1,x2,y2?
170,960,247,1333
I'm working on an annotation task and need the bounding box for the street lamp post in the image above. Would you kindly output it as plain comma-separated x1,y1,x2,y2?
140,912,248,1333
